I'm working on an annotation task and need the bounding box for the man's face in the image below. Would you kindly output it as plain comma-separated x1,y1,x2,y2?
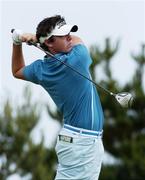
48,34,73,54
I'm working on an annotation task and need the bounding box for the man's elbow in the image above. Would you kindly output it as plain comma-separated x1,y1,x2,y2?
12,71,19,79
12,69,25,80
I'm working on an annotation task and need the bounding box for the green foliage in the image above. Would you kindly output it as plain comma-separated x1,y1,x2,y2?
0,87,57,180
90,38,119,80
46,105,63,124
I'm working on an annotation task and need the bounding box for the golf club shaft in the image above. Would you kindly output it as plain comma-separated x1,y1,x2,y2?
30,42,114,96
11,28,114,96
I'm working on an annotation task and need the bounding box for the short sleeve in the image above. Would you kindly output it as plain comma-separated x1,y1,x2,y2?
23,60,42,84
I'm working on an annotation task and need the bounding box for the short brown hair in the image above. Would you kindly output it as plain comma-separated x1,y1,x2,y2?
36,15,65,50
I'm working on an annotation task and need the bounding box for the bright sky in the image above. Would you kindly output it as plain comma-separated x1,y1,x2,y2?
0,0,145,166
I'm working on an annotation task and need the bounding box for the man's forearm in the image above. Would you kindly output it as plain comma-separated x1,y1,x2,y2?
12,44,25,78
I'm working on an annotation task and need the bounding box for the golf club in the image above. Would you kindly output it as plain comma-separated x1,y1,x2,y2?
11,29,134,108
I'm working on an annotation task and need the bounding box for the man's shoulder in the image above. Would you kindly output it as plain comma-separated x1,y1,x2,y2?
24,59,43,72
72,44,88,55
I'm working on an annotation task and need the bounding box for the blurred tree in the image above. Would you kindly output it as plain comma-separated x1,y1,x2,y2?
97,42,145,180
0,87,57,180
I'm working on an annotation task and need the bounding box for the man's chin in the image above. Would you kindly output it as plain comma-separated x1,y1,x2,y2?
66,46,73,52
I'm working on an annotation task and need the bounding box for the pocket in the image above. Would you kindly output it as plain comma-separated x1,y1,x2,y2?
55,140,81,166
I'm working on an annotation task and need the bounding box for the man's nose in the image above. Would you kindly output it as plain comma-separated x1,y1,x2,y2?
66,34,72,41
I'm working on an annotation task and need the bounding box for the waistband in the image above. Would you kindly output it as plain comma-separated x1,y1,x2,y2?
63,124,103,138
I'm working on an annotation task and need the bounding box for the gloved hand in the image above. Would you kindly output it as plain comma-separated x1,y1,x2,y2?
11,29,23,45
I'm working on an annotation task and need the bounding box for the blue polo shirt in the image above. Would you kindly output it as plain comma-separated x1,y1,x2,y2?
23,44,104,131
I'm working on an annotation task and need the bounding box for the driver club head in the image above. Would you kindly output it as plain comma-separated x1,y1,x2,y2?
115,92,134,108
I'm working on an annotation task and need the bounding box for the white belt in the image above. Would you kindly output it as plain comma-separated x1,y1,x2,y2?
63,124,103,137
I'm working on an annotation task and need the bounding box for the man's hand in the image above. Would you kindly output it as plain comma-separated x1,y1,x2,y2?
11,29,37,45
20,33,37,44
12,29,23,45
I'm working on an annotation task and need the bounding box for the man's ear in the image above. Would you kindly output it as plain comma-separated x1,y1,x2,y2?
44,39,53,48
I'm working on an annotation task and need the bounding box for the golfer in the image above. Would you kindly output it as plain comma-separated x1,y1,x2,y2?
11,15,104,180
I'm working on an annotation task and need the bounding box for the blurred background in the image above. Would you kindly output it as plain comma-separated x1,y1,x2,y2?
0,0,145,179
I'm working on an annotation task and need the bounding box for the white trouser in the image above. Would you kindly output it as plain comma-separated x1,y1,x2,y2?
55,127,104,180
